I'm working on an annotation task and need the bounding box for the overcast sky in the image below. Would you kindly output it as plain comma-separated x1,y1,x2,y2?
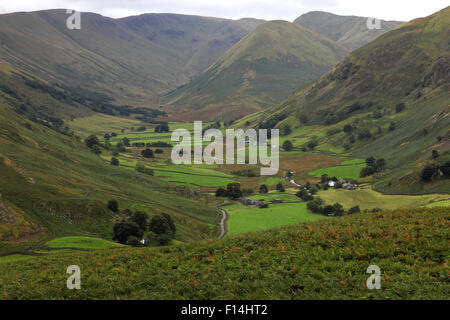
0,0,448,22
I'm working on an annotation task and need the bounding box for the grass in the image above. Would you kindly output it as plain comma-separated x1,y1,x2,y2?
45,236,124,250
0,207,447,299
0,254,35,263
259,177,285,186
309,160,366,180
225,202,326,236
317,188,450,210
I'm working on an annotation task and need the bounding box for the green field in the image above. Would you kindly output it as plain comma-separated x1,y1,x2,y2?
225,202,326,236
309,159,366,180
45,236,124,250
318,188,450,210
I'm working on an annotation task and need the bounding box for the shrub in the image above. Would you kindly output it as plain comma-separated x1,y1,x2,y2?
107,200,119,213
395,103,405,113
421,165,438,182
276,183,285,192
307,197,324,214
348,206,361,214
259,184,269,194
85,135,100,149
215,187,228,197
135,162,154,176
126,236,142,247
226,183,242,199
282,140,294,151
141,148,154,158
110,157,119,166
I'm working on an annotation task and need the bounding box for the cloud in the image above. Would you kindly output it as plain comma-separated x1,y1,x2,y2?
0,0,448,22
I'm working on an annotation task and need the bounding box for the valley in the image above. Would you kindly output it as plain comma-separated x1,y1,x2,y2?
0,5,448,300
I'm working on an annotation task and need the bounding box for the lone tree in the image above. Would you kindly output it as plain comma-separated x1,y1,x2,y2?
215,187,228,197
282,140,294,151
276,182,285,192
85,134,100,149
432,150,439,159
226,183,242,199
110,157,119,166
421,165,438,182
107,200,119,213
141,148,154,158
259,184,269,194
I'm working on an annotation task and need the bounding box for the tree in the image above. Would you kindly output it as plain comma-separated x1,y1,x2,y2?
360,166,375,178
348,205,361,214
376,158,386,172
259,184,268,194
148,215,172,235
113,222,143,244
85,135,100,149
107,200,119,213
299,114,308,124
282,125,292,136
161,213,176,236
343,124,353,133
358,128,372,140
306,139,318,150
432,150,439,159
215,187,228,197
440,161,450,176
131,211,148,231
147,214,176,245
122,137,130,147
135,162,154,175
276,183,285,192
282,140,294,151
307,197,324,214
320,174,329,183
395,103,405,113
421,165,437,182
226,183,242,199
389,122,396,131
141,148,154,158
296,189,313,201
91,145,102,155
110,157,119,166
126,236,142,247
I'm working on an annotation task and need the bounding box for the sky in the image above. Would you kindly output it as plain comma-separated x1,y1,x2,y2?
0,0,448,22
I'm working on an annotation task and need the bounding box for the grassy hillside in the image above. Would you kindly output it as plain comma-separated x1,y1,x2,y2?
294,11,404,51
257,7,450,194
0,103,219,256
165,21,348,121
0,10,263,106
0,207,447,299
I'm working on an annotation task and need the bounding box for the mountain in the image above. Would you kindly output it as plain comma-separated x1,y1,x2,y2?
164,20,348,121
258,6,450,194
294,11,404,51
0,10,263,106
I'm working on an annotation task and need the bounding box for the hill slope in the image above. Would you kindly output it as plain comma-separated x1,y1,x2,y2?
0,207,448,299
258,7,450,194
165,21,348,121
0,10,263,106
0,64,219,255
294,11,404,51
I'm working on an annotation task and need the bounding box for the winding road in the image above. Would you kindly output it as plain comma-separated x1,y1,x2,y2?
218,208,227,239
